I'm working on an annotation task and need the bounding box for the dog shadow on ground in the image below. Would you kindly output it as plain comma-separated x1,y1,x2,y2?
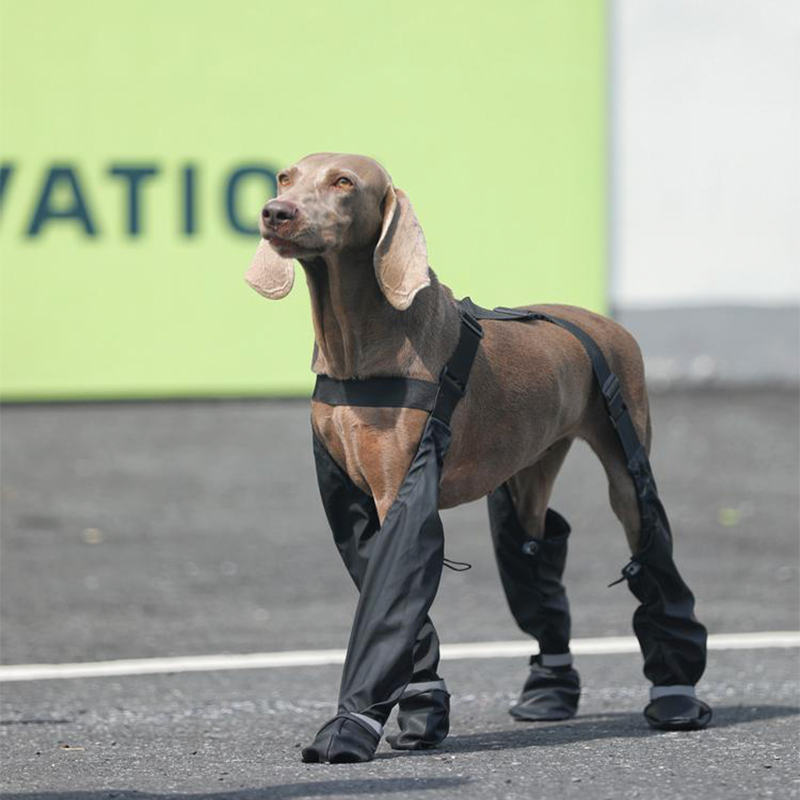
0,776,470,800
3,706,796,800
382,703,800,758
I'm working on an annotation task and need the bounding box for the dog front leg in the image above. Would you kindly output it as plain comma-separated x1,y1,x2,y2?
304,424,449,761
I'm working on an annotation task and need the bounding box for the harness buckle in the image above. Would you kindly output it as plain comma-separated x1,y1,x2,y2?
601,373,625,423
608,559,642,587
459,310,484,340
440,365,467,397
521,539,540,557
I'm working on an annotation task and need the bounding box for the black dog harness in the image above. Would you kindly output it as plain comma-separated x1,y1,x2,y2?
305,297,707,758
314,297,646,482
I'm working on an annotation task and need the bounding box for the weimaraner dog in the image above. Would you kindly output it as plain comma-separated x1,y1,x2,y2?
245,153,710,763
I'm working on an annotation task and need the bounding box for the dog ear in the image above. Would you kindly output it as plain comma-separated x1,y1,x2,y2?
373,186,430,311
244,238,295,300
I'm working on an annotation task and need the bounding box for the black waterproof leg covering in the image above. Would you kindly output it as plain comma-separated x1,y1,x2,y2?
459,299,710,730
303,418,450,763
489,486,572,654
618,454,711,730
311,434,448,752
386,681,451,750
312,434,443,683
488,485,580,721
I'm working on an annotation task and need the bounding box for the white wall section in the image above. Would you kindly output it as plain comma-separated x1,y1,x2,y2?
612,0,800,308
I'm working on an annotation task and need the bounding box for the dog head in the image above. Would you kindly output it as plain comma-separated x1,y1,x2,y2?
245,153,430,311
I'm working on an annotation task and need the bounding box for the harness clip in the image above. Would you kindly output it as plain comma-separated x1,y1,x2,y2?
601,373,625,422
521,539,541,557
608,559,642,587
459,310,485,340
440,365,467,397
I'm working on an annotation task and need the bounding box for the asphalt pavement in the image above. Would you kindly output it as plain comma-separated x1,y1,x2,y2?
1,387,798,798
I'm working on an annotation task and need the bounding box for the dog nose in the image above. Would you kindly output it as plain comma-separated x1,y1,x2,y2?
262,200,298,225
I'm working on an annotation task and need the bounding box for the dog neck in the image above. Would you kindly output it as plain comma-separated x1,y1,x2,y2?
300,250,460,381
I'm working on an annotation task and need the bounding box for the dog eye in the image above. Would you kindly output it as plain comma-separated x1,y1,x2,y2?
334,176,354,188
278,174,291,186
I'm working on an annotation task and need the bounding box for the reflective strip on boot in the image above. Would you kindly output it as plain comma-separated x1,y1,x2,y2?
401,679,448,699
650,685,696,700
539,653,573,668
351,712,384,736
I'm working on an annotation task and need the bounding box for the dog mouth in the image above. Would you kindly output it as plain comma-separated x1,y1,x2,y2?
264,233,319,259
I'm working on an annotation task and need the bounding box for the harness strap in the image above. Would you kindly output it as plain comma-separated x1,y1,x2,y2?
313,375,438,412
461,298,647,471
431,309,483,426
312,307,485,428
312,296,648,481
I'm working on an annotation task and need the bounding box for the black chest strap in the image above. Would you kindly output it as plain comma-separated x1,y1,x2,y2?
312,306,484,427
313,375,439,413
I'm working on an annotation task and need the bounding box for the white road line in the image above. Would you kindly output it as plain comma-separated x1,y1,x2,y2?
1,631,797,683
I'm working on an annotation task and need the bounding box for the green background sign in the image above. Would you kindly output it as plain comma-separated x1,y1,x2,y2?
0,0,606,399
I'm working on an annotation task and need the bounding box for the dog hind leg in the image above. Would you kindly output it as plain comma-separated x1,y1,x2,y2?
585,408,711,731
487,438,581,721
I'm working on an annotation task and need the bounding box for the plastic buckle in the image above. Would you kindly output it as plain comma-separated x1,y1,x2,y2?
460,310,484,340
494,306,538,321
608,559,642,587
623,560,642,579
521,539,540,557
601,373,625,422
440,365,467,397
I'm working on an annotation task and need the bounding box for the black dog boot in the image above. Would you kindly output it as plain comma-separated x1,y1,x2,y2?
644,687,712,731
488,494,580,722
489,500,574,659
301,713,382,764
510,653,580,721
611,469,710,732
387,680,450,750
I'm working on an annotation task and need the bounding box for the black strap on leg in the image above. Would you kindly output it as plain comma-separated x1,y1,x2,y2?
463,298,707,691
460,298,651,491
462,299,662,571
531,316,645,470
